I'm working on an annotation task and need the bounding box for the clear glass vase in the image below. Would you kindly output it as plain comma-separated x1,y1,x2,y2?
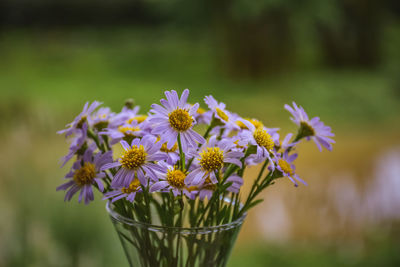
106,200,246,267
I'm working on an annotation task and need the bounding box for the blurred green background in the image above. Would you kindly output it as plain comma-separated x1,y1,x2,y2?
1,0,400,266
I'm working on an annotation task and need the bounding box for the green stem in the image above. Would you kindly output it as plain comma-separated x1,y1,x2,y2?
177,133,185,171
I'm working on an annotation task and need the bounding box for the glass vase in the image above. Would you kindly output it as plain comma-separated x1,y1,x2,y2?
106,200,246,267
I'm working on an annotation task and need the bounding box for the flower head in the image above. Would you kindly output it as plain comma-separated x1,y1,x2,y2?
185,136,244,186
150,164,192,197
273,152,307,187
56,149,113,204
101,135,165,187
204,95,239,131
58,101,102,137
239,119,277,166
90,107,114,131
103,178,142,203
150,89,206,151
285,102,335,151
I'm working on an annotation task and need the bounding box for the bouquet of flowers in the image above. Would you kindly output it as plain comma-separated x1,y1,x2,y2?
57,89,334,267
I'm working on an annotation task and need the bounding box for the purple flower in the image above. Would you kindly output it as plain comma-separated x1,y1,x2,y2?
60,123,88,167
56,149,113,204
273,151,307,187
238,119,277,167
193,105,212,125
204,95,239,131
108,105,140,127
100,119,148,145
103,178,142,203
58,101,102,137
150,164,192,197
185,136,244,186
101,135,165,187
149,89,205,151
90,107,114,131
157,138,180,165
285,102,335,151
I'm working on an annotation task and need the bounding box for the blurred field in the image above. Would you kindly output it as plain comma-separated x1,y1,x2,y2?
0,25,400,266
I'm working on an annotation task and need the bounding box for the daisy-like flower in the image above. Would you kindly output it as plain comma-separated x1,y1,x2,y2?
193,105,212,125
285,102,335,151
58,101,102,137
90,107,114,131
108,105,140,127
157,137,180,165
150,165,192,197
103,178,142,203
239,119,276,166
204,95,239,131
60,123,88,167
236,118,264,130
100,119,147,145
185,136,244,186
149,89,205,151
192,174,243,200
273,152,307,187
101,135,165,187
56,149,113,204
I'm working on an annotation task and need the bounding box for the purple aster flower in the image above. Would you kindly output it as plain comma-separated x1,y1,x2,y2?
103,178,143,203
149,89,205,151
56,149,113,204
185,136,244,186
150,164,192,197
157,138,180,165
60,122,88,167
100,119,148,145
273,151,307,187
108,105,140,127
193,105,212,125
90,107,114,131
285,102,335,151
58,101,102,137
101,135,165,187
238,119,277,167
204,95,239,131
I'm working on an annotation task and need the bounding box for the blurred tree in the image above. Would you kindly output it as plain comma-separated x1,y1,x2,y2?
209,0,296,78
312,0,383,68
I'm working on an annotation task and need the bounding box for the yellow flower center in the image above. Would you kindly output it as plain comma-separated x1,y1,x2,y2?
168,109,193,132
127,115,147,124
121,179,141,194
161,142,178,153
166,169,186,189
156,136,178,153
199,147,224,172
253,128,274,151
197,107,206,114
236,118,263,130
120,145,147,169
249,119,263,129
278,159,293,175
216,108,229,121
118,126,140,136
73,162,96,186
202,177,217,191
299,121,315,137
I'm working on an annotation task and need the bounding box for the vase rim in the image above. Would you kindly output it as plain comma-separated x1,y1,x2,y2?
106,198,247,234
